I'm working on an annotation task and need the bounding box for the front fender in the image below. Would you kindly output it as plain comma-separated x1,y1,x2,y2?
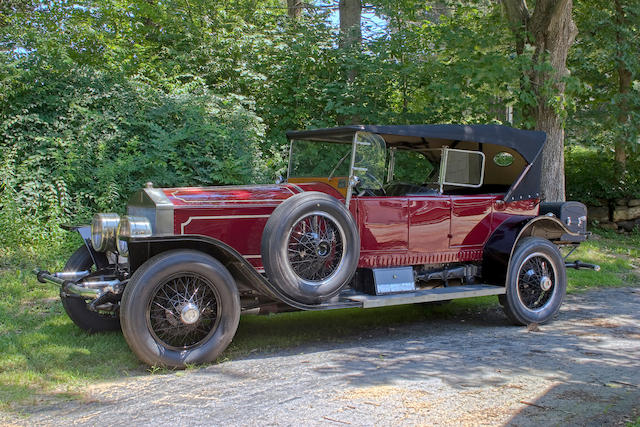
126,235,359,312
60,224,109,269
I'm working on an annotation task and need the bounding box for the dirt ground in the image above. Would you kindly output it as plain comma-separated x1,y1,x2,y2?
4,287,640,426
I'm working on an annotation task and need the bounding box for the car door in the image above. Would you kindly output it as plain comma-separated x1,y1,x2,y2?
449,195,494,247
408,195,452,255
357,196,409,261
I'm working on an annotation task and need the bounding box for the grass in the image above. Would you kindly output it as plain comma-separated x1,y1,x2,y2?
1,228,639,413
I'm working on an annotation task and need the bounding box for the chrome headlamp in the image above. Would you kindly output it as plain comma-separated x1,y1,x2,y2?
91,213,120,252
117,216,152,256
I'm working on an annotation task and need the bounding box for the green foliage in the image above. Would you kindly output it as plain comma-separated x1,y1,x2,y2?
568,0,640,155
0,54,266,251
565,146,640,205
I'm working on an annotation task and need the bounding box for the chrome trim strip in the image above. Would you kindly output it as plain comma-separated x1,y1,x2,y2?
347,285,506,309
180,214,271,234
242,255,262,259
287,184,304,193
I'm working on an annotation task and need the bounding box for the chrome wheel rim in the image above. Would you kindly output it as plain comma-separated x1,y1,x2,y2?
285,211,347,285
147,273,221,350
516,252,557,312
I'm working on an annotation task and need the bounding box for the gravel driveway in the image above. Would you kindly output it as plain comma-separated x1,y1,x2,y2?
7,287,640,426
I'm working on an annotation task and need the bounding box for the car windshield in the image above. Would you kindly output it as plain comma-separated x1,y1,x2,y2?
288,140,352,179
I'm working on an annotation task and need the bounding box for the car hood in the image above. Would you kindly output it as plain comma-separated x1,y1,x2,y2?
127,182,345,235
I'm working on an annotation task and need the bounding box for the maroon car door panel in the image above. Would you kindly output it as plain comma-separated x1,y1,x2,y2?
408,196,451,253
357,197,409,252
449,196,495,247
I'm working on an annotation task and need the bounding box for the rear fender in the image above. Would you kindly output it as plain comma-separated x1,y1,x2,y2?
482,216,578,285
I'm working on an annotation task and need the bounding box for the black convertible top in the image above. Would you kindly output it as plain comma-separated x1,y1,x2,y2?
286,124,546,164
287,124,546,202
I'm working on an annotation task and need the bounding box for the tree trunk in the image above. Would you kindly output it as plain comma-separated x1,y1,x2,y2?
337,0,362,124
339,0,362,50
614,0,632,169
286,0,303,20
502,0,578,202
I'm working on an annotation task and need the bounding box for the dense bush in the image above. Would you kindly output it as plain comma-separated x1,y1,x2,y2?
0,55,267,252
565,146,640,205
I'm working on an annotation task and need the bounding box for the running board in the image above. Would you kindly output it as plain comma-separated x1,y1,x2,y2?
345,285,506,309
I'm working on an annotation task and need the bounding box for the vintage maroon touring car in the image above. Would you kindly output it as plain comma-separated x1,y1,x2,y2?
36,124,597,367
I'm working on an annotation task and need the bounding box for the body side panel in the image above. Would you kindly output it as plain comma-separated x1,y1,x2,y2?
449,195,496,247
357,197,409,255
408,196,451,253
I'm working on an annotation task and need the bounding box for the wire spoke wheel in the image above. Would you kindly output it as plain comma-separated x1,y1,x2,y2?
261,192,360,304
286,212,345,282
147,273,221,350
516,252,556,312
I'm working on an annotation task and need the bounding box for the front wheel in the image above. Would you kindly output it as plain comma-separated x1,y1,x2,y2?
120,250,240,368
502,237,567,325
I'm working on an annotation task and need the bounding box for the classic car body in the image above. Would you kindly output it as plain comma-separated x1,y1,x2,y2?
36,124,597,367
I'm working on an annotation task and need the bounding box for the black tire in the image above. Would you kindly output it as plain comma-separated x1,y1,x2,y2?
120,250,240,368
502,237,567,325
60,246,121,333
261,191,360,304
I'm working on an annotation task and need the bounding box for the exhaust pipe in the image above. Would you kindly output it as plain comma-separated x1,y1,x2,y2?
35,269,123,298
565,260,601,271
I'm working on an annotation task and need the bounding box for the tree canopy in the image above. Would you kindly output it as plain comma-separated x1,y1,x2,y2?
1,1,639,243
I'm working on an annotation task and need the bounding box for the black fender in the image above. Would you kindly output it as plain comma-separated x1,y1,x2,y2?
126,235,360,311
60,224,109,269
482,215,582,285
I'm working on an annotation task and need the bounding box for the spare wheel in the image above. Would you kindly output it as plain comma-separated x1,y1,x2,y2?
261,191,360,304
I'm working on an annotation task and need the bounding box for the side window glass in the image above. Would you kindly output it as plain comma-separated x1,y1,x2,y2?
443,149,485,187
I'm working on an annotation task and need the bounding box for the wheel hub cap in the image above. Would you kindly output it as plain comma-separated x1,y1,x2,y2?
540,275,552,291
316,240,330,257
180,303,200,324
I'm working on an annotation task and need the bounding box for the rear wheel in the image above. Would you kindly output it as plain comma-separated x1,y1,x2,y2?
261,192,360,304
60,246,120,333
502,237,566,325
120,250,240,368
